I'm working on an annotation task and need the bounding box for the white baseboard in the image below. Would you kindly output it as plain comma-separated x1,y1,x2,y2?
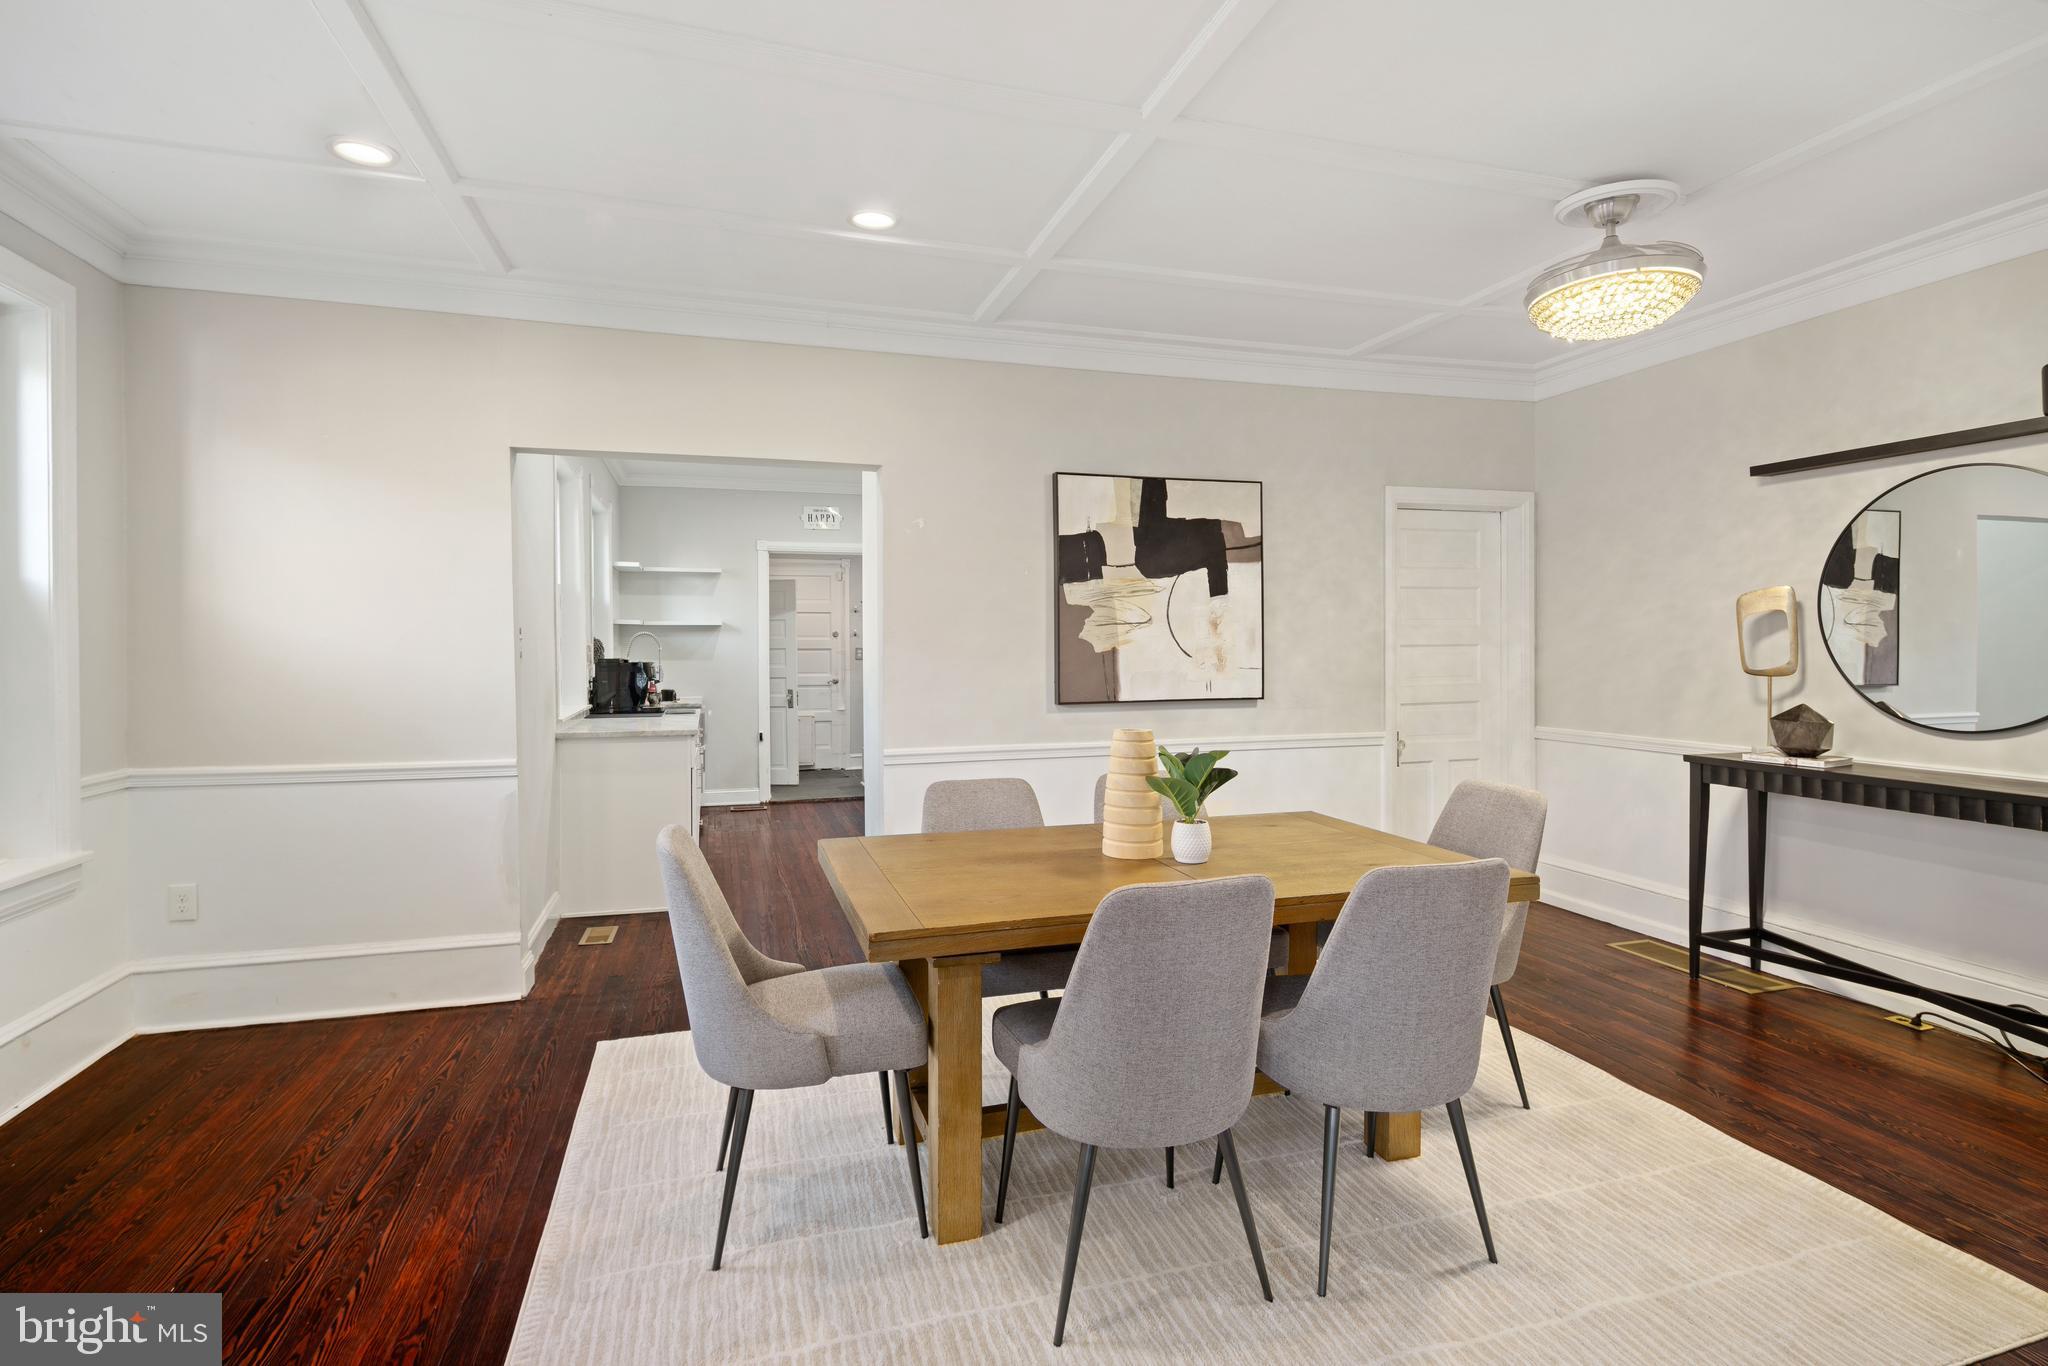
127,930,526,1033
703,787,764,806
2,930,529,1124
1534,727,2048,1023
560,904,663,919
523,891,562,989
0,967,134,1125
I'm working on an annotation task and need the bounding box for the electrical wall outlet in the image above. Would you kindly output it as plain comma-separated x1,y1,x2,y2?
167,883,199,923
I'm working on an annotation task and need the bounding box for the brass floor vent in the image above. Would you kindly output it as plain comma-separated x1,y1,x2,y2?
1608,939,1801,995
579,925,619,946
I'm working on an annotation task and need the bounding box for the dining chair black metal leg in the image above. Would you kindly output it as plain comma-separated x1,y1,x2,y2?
1211,1142,1224,1184
1052,1144,1098,1347
1215,1130,1274,1303
1491,986,1530,1109
1166,1147,1175,1188
1364,1110,1376,1158
715,1086,738,1171
995,1076,1022,1224
1318,1104,1340,1296
1445,1097,1497,1263
892,1070,929,1239
711,1088,753,1270
878,1071,894,1143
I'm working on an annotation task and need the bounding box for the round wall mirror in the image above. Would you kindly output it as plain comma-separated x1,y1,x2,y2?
1819,462,2048,733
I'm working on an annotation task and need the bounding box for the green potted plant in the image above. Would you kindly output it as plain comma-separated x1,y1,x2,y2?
1146,747,1237,865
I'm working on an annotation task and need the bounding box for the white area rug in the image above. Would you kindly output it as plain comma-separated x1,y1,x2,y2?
509,1007,2048,1363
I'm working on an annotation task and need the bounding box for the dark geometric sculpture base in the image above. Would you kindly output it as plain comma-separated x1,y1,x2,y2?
1769,703,1835,758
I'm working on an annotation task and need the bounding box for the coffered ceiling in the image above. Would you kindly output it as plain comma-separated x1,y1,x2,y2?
4,0,2047,398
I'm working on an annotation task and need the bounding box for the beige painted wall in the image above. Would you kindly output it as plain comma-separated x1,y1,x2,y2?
1534,248,2048,1002
122,286,1533,769
1535,248,2048,766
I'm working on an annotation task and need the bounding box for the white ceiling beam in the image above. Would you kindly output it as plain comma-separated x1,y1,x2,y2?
1689,30,2048,208
1158,120,1583,202
456,179,1024,267
1046,257,1523,316
0,120,427,184
972,0,1279,324
307,0,510,273
449,0,1139,132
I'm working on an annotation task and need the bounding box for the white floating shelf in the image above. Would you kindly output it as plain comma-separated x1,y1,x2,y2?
613,562,720,574
616,618,722,628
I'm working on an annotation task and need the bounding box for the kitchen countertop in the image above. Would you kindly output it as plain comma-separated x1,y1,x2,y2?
557,711,702,740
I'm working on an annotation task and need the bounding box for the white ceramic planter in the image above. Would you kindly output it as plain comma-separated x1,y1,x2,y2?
1171,820,1212,865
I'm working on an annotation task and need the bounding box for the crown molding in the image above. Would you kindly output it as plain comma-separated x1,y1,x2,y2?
0,141,130,277
7,137,2047,403
116,245,1537,398
1528,188,2048,399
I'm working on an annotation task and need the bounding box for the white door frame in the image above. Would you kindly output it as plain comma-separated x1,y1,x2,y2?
1381,487,1535,829
758,539,862,801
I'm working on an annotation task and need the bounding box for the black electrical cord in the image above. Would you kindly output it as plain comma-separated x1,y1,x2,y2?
1908,1008,2048,1090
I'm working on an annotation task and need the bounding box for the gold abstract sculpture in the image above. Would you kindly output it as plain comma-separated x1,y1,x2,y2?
1736,586,1800,751
1100,728,1164,859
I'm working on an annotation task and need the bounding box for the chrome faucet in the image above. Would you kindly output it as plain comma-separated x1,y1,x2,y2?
623,630,663,683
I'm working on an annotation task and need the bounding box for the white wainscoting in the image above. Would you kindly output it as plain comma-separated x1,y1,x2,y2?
0,784,131,1123
0,761,526,1122
1534,727,2048,1020
880,733,1386,835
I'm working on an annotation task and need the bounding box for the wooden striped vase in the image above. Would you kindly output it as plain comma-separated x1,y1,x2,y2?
1101,728,1163,859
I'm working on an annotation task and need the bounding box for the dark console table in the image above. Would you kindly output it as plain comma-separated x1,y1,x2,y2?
1684,752,2048,1048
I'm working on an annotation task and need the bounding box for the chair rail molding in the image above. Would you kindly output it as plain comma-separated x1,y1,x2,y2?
882,731,1386,766
878,733,1386,834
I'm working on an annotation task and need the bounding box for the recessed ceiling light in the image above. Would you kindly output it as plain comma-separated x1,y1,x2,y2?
849,209,897,231
327,137,398,169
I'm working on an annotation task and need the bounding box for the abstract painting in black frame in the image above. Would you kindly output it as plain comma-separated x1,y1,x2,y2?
1054,473,1264,703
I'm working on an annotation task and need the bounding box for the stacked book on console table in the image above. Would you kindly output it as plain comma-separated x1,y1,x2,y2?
1739,752,1852,768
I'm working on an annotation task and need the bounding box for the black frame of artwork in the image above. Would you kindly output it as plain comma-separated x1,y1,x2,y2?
1816,461,2048,737
1053,471,1266,705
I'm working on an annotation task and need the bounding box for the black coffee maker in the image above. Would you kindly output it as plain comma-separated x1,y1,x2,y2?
590,656,656,714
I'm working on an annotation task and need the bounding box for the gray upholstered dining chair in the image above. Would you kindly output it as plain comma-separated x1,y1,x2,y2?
1428,780,1548,1109
1092,773,1291,978
921,777,1078,999
989,875,1279,1346
1256,859,1511,1296
658,825,930,1269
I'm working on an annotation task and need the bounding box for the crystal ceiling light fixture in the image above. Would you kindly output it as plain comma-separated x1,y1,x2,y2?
1526,179,1704,342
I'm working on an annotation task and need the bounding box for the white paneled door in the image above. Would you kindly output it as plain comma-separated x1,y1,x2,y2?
771,558,850,772
1388,507,1504,839
767,579,798,786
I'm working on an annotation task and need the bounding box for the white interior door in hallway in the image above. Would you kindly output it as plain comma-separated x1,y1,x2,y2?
1385,498,1531,840
767,579,798,785
771,557,849,773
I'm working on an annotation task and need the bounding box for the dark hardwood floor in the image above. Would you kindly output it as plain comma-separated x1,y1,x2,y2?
0,798,2041,1363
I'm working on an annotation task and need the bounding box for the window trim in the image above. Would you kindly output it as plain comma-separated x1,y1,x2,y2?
0,239,82,894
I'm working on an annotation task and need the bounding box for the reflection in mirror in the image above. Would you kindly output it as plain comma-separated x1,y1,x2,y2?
1819,463,2048,733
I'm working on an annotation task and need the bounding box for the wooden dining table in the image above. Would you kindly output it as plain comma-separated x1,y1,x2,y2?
818,809,1540,1245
